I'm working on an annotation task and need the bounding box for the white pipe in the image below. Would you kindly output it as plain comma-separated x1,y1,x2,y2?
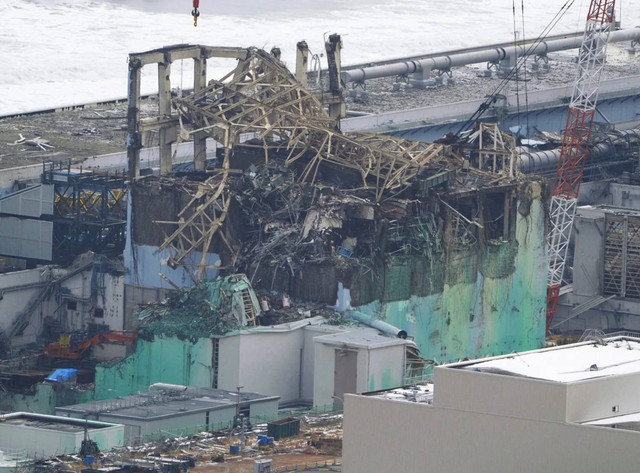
342,28,640,83
149,382,188,392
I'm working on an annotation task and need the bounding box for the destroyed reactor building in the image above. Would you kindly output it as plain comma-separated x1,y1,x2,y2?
124,44,547,366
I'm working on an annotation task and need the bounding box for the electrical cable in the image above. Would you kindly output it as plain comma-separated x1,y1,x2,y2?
455,0,577,136
512,0,521,132
521,0,531,138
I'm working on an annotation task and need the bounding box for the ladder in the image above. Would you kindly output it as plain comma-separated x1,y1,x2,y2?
241,289,256,326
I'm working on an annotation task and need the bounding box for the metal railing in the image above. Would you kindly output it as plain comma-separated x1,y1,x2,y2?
137,404,343,445
271,459,342,472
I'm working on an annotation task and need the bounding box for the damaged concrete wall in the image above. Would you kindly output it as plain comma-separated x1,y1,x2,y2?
1,260,124,348
350,181,547,363
123,180,221,328
0,268,47,345
120,50,547,369
121,177,546,368
94,337,214,399
1,383,95,415
58,270,124,333
127,178,223,281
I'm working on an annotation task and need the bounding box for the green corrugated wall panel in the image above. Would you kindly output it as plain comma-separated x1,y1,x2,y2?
355,183,547,364
5,383,95,414
8,383,56,414
94,337,213,400
383,257,412,301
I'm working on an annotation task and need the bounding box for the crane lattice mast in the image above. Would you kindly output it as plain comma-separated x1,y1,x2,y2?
546,0,616,331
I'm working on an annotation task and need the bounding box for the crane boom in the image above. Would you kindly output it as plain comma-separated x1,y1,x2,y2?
546,0,616,331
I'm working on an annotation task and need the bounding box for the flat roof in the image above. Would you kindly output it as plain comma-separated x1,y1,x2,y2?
57,386,279,421
0,413,118,432
365,384,434,404
458,337,640,383
578,205,640,218
314,327,413,349
583,412,640,426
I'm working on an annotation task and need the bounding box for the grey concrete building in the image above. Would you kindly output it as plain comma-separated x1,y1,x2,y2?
56,384,279,444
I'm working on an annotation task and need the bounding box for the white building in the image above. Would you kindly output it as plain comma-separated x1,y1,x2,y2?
0,412,124,459
94,318,419,409
218,321,415,408
312,329,412,408
344,336,640,473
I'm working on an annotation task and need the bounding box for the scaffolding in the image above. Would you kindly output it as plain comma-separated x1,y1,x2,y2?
42,162,127,262
603,211,640,300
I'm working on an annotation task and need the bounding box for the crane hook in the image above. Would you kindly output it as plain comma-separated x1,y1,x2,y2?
192,0,200,27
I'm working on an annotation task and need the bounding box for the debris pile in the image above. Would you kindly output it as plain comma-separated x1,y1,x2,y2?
135,47,528,307
6,133,54,151
137,274,261,341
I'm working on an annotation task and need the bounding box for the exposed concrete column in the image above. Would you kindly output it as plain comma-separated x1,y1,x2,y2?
270,47,282,61
158,55,172,116
409,66,433,88
503,192,511,238
498,46,518,78
158,55,174,175
325,34,345,120
126,57,142,180
193,53,207,171
296,41,309,87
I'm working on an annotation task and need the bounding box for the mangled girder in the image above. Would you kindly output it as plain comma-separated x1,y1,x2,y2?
174,48,449,200
160,47,481,278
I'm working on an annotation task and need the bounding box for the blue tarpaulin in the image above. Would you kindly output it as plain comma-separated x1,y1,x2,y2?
45,368,78,382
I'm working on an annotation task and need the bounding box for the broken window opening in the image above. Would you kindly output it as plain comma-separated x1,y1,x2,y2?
483,191,514,241
443,199,479,252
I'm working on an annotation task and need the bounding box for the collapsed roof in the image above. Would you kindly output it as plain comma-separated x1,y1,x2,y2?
150,47,520,280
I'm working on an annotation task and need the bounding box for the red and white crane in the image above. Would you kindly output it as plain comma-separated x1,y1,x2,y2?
546,0,616,331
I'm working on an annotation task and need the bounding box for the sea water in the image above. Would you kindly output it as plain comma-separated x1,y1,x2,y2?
1,0,639,114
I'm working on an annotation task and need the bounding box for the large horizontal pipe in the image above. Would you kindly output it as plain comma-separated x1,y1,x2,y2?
342,27,640,84
348,310,408,339
149,382,188,392
519,128,640,174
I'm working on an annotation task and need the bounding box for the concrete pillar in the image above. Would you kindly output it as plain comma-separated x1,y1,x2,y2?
158,57,172,116
503,192,511,238
270,47,282,61
158,56,173,175
193,54,207,171
326,34,346,119
126,57,142,180
159,127,175,175
296,41,309,87
409,67,436,89
498,47,518,78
